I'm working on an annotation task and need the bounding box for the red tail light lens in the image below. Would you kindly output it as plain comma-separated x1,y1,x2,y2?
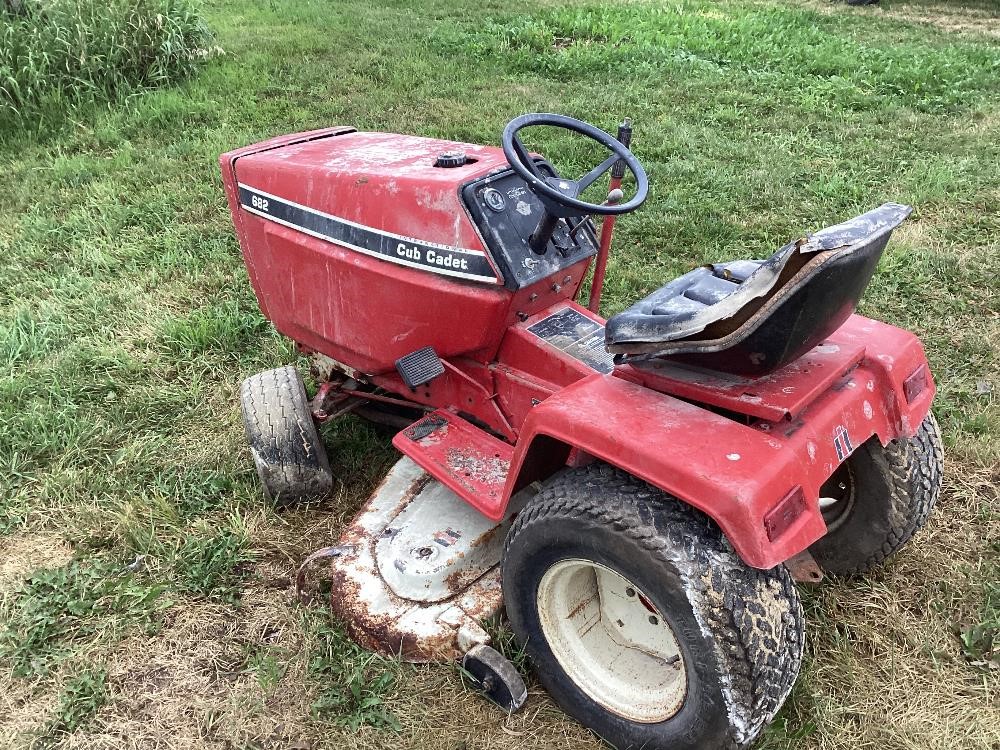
903,364,929,404
764,487,807,542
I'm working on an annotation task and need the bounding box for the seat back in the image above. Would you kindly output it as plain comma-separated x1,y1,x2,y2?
610,203,912,376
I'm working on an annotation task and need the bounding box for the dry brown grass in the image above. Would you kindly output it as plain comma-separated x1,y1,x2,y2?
1,512,603,750
0,532,74,595
1,674,64,748
783,459,1000,750
786,0,1000,38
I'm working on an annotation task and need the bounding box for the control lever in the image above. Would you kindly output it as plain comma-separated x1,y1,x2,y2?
568,188,624,240
587,118,632,313
528,211,561,255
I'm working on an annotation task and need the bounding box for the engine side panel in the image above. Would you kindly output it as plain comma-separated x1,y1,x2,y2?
222,131,514,373
221,130,602,374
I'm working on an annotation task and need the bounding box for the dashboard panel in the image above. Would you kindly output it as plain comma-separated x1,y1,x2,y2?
461,162,598,290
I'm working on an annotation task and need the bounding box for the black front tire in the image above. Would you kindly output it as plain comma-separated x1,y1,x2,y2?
239,366,334,504
502,464,804,750
809,413,943,576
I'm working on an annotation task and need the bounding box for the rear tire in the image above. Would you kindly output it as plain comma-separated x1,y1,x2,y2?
808,413,943,576
502,463,803,750
240,366,334,504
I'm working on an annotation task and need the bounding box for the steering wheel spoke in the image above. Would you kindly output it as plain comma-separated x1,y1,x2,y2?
577,152,620,193
511,135,543,179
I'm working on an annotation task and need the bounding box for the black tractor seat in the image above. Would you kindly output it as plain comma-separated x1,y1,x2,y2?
606,203,912,376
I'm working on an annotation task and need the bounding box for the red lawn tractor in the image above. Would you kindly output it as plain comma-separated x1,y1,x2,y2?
222,114,942,750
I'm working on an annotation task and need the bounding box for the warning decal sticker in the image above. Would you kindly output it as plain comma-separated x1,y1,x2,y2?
526,307,615,374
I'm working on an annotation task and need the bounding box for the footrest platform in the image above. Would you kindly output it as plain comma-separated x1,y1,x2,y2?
392,410,513,519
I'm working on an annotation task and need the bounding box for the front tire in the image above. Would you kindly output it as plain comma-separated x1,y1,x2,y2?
808,413,943,576
502,464,803,750
239,366,334,504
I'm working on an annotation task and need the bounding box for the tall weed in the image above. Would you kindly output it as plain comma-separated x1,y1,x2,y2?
0,0,218,127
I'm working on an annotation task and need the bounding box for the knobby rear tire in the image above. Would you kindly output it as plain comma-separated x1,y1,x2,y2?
502,463,804,750
809,413,943,576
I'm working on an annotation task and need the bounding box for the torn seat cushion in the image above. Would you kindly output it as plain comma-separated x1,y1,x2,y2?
605,202,913,356
605,237,813,349
607,255,789,344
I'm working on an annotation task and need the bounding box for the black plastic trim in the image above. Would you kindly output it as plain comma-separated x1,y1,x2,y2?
461,161,599,291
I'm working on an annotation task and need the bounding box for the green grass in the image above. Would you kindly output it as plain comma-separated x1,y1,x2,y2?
169,519,253,600
0,557,169,677
961,542,1000,670
34,668,109,748
159,300,272,356
0,0,997,747
437,4,998,111
0,0,217,132
307,615,404,732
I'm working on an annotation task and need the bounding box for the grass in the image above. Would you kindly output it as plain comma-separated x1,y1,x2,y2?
0,0,997,747
0,0,218,132
308,617,403,732
34,668,108,748
961,543,999,670
0,557,169,678
169,519,253,600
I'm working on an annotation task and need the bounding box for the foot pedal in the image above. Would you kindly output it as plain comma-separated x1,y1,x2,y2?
395,346,444,388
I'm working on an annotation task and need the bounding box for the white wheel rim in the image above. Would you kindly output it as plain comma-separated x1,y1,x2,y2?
536,558,687,723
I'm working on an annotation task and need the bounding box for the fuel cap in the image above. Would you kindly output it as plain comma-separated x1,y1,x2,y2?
434,151,468,168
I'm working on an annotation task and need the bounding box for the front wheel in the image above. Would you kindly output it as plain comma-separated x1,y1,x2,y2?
502,464,804,750
239,366,334,504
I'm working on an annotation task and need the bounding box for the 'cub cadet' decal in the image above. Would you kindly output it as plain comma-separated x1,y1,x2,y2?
238,184,502,284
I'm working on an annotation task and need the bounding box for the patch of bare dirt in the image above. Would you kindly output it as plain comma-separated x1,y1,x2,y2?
64,587,316,750
60,576,600,750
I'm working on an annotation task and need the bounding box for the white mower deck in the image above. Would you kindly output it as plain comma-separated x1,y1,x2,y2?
327,456,533,662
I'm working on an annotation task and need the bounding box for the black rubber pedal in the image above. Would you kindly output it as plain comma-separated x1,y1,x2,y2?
395,346,444,388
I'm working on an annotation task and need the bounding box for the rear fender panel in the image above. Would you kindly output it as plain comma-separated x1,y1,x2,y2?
504,339,933,569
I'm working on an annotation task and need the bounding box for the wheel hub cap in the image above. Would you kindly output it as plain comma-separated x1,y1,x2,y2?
818,460,856,532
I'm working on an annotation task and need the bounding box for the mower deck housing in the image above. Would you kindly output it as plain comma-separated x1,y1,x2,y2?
327,456,533,661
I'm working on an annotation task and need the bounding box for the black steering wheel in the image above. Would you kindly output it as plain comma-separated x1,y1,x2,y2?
502,113,649,218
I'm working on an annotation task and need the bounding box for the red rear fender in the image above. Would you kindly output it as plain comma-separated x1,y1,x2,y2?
504,348,933,569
